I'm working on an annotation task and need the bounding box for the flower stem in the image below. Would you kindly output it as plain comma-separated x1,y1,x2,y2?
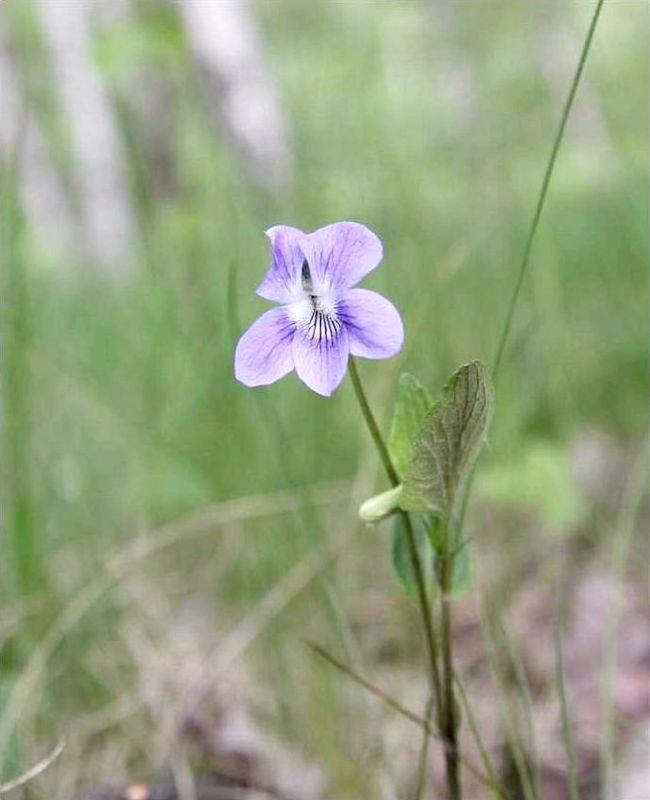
440,519,461,800
348,358,443,756
491,0,605,381
348,357,400,486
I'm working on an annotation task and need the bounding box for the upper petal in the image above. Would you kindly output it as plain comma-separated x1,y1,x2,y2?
338,288,404,359
299,222,383,293
256,225,306,303
292,320,350,397
234,306,296,387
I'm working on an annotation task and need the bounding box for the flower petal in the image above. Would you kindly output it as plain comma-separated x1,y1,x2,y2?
292,321,349,397
338,288,404,359
299,222,383,292
256,225,305,303
234,307,296,387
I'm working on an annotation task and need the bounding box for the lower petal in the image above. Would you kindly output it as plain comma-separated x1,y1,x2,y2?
338,288,404,359
234,307,296,387
293,323,349,397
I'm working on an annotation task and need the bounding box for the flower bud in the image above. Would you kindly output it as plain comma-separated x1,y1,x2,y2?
359,485,403,523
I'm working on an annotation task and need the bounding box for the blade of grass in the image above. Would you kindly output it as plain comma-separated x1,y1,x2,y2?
322,582,400,799
1,104,46,604
600,442,648,800
58,539,357,752
454,671,504,800
496,614,541,800
0,739,64,794
478,596,537,800
0,483,349,767
456,4,607,620
492,0,606,380
554,547,580,800
414,694,435,800
307,641,510,798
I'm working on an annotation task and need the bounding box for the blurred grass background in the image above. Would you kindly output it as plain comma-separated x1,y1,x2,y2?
1,1,647,797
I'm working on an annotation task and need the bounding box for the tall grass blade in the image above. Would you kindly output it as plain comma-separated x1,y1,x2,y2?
0,739,64,794
413,695,435,800
497,615,541,800
1,109,47,611
307,641,507,797
478,598,537,800
0,485,349,766
554,551,580,800
454,671,504,800
492,0,606,380
600,443,648,800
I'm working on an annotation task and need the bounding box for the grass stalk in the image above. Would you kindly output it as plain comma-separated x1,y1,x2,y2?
454,671,504,800
1,106,48,621
554,550,580,800
414,695,435,800
497,615,541,799
307,641,506,797
491,0,606,380
478,597,537,800
600,445,648,798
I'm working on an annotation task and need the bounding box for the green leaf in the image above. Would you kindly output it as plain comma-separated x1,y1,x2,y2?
391,515,471,597
388,373,433,478
391,514,434,595
447,540,472,596
401,361,493,518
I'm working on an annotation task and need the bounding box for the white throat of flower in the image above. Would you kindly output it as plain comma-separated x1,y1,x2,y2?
287,259,341,342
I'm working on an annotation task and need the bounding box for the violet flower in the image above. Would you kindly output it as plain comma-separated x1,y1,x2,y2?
234,222,404,396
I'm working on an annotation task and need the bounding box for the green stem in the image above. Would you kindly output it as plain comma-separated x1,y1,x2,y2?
348,358,400,486
440,519,461,800
348,358,443,731
491,0,605,381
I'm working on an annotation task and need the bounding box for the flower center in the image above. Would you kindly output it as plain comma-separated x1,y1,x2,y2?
291,259,340,341
305,303,341,341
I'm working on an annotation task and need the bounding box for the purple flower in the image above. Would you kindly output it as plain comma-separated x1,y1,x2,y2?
234,222,404,396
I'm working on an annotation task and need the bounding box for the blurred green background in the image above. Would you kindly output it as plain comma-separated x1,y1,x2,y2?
1,1,647,797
